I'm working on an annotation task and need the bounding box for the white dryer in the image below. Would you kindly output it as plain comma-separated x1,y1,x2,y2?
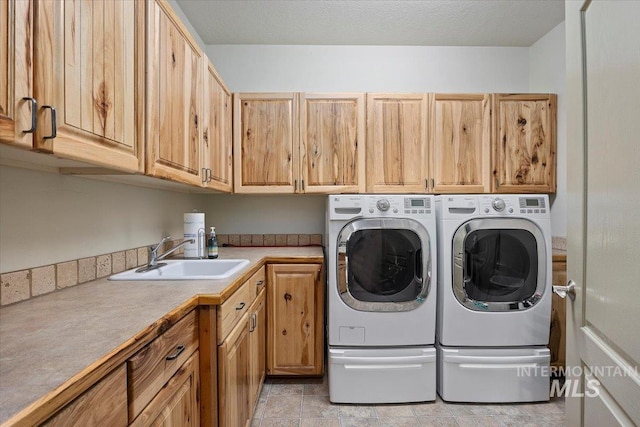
435,195,552,403
326,195,437,403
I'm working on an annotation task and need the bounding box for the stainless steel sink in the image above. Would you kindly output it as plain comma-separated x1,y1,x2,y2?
109,259,250,281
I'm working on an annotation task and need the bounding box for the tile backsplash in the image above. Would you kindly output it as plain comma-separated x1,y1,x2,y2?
0,234,323,306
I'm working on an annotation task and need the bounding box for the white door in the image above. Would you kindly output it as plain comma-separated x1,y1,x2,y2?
565,1,640,426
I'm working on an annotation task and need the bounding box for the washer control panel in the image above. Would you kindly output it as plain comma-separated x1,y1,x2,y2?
477,195,548,216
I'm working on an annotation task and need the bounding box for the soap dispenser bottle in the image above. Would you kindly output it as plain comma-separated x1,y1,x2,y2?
207,226,218,259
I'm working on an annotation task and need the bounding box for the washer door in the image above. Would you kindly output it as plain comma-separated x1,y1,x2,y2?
452,218,547,312
337,218,431,312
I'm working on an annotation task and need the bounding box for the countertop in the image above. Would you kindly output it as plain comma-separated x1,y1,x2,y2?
0,247,323,425
552,249,567,262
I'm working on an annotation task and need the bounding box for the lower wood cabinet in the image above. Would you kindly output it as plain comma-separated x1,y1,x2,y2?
550,255,567,369
42,365,128,427
267,264,324,376
217,286,266,427
130,351,200,427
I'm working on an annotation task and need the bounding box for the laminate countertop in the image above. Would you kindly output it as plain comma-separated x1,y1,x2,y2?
0,246,323,425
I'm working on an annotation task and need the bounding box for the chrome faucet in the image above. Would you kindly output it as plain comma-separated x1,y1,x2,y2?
136,236,195,273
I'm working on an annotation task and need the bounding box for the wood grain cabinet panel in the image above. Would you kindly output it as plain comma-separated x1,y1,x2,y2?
300,93,365,193
267,264,324,376
234,93,299,193
431,94,491,193
129,351,200,427
493,94,557,193
202,59,232,192
43,365,128,427
366,93,430,193
0,0,34,149
218,314,251,427
146,0,203,186
248,289,266,412
550,257,567,369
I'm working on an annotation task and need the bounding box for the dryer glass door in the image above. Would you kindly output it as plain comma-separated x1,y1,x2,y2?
452,218,547,312
337,218,431,312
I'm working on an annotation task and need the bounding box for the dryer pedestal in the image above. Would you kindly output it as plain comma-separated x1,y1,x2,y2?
329,346,436,404
436,344,551,403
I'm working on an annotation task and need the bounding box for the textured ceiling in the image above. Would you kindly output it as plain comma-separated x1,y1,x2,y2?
175,0,565,47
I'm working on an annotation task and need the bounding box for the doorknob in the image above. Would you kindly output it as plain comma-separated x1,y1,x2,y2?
553,280,576,301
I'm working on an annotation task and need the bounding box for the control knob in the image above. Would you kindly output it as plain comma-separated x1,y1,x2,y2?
492,198,506,212
376,199,390,212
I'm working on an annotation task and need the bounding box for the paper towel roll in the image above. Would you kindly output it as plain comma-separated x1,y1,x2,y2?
184,212,205,258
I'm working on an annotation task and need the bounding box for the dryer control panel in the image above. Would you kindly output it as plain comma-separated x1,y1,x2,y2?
328,195,433,220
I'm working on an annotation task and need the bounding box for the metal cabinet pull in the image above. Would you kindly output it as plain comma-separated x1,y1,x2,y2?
236,302,246,310
22,97,37,133
207,168,213,182
202,168,208,183
301,179,305,191
256,280,264,286
249,313,256,332
553,280,576,301
165,345,186,361
42,105,57,139
294,179,297,191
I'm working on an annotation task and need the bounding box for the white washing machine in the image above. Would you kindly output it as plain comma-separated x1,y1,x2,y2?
435,195,552,403
326,195,437,403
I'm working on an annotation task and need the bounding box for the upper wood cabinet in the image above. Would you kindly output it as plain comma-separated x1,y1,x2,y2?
492,94,557,193
430,94,491,193
146,0,203,186
202,59,232,192
366,93,430,193
1,0,145,171
0,0,34,149
234,93,299,193
300,93,365,193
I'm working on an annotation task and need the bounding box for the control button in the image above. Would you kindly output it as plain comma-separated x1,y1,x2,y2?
376,198,391,212
418,209,424,214
426,210,431,214
509,208,513,213
393,208,398,213
492,198,506,212
484,208,490,213
541,209,546,213
412,209,417,214
369,208,374,213
527,209,533,213
520,209,526,213
534,209,540,213
405,210,410,214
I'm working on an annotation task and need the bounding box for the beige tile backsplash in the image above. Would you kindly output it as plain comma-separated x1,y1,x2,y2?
0,234,323,306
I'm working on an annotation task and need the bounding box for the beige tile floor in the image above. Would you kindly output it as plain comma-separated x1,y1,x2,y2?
251,377,565,427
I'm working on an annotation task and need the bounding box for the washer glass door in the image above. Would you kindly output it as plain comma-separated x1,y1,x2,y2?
337,218,431,312
452,218,546,312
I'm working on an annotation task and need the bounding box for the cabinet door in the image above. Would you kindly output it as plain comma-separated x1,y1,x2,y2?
300,93,365,194
0,0,33,148
218,315,251,427
549,258,567,369
493,94,557,193
130,352,200,427
248,289,266,411
366,93,429,193
431,94,491,193
202,59,232,192
43,365,128,427
33,0,144,171
147,0,203,186
234,93,299,193
267,264,323,376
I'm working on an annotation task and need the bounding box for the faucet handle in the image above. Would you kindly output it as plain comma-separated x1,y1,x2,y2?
150,236,172,253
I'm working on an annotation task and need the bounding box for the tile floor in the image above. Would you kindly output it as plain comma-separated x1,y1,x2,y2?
251,377,565,427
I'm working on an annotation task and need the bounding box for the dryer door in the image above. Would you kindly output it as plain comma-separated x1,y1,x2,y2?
337,218,432,312
452,218,547,312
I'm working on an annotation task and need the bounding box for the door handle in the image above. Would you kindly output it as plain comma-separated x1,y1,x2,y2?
42,105,57,139
553,280,576,301
22,97,37,133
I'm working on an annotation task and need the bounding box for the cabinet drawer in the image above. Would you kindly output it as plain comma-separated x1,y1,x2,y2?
217,266,265,343
127,310,199,423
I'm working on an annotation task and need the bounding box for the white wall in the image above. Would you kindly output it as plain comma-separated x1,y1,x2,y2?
204,43,566,236
529,22,567,238
0,166,204,273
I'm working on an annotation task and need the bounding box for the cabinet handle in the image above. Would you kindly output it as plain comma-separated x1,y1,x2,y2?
207,168,213,182
301,179,305,191
430,178,435,190
42,105,57,139
495,178,500,189
249,313,256,332
425,179,428,190
294,179,297,191
22,97,37,133
256,280,264,286
201,168,208,183
165,345,186,361
236,302,245,310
